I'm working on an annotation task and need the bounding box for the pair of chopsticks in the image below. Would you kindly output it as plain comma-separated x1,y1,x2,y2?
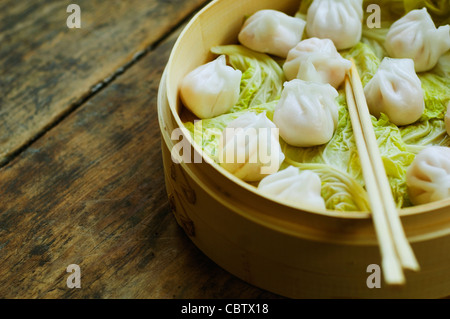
345,60,420,285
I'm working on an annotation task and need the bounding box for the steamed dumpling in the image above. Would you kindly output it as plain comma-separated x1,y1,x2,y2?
180,55,242,119
283,38,351,88
385,8,450,72
238,9,306,58
364,57,424,126
446,103,450,136
219,112,285,182
434,52,450,78
258,166,326,210
406,146,450,205
273,79,339,147
306,0,363,50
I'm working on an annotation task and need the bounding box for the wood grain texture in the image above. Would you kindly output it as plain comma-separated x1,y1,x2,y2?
0,14,281,298
0,0,208,165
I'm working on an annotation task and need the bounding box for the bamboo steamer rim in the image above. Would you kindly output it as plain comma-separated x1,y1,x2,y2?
164,0,450,222
160,70,450,248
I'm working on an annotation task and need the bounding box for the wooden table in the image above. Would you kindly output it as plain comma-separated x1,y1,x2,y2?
0,0,281,299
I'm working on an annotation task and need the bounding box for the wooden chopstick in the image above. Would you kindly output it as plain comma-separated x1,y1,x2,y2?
348,60,420,273
345,77,405,285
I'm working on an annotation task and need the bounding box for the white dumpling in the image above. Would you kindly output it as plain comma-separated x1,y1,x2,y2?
446,103,450,136
180,55,242,119
306,0,363,50
273,79,339,147
364,57,424,126
218,112,285,182
434,51,450,78
258,166,326,210
406,146,450,205
283,38,351,88
238,9,306,58
385,8,450,72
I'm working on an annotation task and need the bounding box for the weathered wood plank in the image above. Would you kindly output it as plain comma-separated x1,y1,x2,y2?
0,19,281,299
0,0,208,165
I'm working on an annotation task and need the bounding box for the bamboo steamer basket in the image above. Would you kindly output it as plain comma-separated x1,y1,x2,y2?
158,0,450,298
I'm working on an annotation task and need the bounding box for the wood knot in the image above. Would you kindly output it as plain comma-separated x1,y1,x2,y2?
182,186,196,205
180,218,195,237
168,193,177,212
